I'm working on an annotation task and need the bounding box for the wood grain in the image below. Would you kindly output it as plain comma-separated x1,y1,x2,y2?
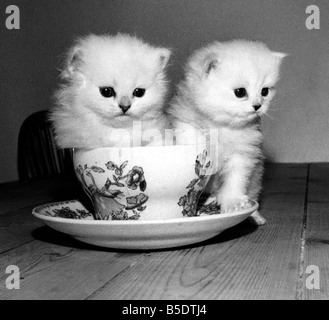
88,164,308,300
4,164,329,300
0,177,144,300
0,232,145,300
302,163,329,299
0,206,41,254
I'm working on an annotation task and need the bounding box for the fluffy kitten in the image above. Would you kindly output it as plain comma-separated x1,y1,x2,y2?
50,33,171,148
168,40,286,225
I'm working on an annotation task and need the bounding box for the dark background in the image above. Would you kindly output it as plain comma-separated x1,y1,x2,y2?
1,0,329,183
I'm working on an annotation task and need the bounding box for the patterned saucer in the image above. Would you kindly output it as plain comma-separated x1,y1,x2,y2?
32,199,258,250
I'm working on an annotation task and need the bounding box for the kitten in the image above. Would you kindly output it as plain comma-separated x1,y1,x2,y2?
168,40,286,225
50,33,171,148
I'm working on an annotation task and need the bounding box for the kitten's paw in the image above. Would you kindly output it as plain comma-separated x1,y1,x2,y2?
220,196,251,213
248,210,266,226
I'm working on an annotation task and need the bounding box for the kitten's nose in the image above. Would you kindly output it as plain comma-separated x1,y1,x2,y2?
119,104,131,114
119,96,131,114
253,104,262,111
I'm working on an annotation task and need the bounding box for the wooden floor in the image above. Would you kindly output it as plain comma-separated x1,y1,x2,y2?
0,163,329,300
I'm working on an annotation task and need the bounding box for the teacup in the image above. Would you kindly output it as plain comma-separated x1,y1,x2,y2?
73,144,217,220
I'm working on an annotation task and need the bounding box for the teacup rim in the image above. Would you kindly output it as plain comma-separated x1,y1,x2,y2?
72,143,209,152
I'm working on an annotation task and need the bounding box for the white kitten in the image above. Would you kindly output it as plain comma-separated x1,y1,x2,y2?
168,40,286,225
50,33,171,148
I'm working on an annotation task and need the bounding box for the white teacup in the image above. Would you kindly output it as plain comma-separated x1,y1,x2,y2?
73,144,217,221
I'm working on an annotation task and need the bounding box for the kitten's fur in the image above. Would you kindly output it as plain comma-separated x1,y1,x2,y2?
168,40,286,225
50,33,171,148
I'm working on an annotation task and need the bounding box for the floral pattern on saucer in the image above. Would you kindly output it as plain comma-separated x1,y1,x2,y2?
35,200,94,220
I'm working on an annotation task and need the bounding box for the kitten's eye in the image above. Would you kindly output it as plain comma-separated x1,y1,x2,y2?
234,88,247,98
133,88,146,98
100,87,115,98
261,87,270,97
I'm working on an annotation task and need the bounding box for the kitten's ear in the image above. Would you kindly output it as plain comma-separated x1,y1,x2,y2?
204,54,218,75
61,46,84,80
158,48,172,70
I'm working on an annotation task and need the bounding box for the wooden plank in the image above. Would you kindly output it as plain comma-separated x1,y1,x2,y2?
0,199,90,254
0,196,145,300
88,164,307,300
302,163,329,299
0,206,42,253
0,234,145,300
0,176,91,253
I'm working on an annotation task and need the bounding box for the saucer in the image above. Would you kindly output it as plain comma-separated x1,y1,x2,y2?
32,199,258,250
